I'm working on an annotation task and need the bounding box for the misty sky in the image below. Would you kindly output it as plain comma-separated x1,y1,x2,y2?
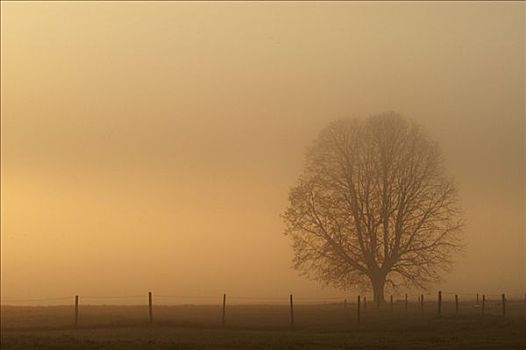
1,2,524,303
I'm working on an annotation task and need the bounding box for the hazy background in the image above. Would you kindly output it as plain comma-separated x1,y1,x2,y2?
1,2,524,303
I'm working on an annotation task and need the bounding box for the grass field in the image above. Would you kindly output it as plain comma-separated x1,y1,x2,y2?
2,302,525,349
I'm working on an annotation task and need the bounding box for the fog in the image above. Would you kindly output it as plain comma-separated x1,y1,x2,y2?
1,2,524,302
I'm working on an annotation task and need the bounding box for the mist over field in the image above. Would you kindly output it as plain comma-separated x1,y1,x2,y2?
1,1,524,305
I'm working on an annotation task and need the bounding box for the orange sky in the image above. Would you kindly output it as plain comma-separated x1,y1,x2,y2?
1,2,524,303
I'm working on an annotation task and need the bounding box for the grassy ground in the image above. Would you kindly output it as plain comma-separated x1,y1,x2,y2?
2,303,525,349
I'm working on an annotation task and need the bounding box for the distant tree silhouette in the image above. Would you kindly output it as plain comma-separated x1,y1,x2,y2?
283,113,463,302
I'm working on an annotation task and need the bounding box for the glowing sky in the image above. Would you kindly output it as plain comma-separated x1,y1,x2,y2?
1,1,524,303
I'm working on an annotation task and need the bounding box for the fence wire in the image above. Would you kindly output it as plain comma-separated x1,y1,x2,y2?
2,291,525,306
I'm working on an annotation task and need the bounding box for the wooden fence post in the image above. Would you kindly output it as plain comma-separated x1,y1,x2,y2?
363,296,367,310
74,295,79,327
420,294,424,313
501,294,506,318
357,295,361,324
390,295,393,312
481,294,485,315
289,294,294,328
477,293,479,304
438,291,442,315
222,294,226,327
148,291,153,323
455,294,459,313
405,293,408,312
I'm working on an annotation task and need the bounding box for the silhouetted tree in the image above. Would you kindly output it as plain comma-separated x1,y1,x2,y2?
283,113,463,302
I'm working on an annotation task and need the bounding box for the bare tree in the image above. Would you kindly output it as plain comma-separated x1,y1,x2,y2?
283,112,463,303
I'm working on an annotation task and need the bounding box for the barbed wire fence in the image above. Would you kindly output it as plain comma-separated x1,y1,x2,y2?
2,290,525,329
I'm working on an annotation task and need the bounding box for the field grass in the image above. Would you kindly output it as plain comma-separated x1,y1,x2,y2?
2,302,525,349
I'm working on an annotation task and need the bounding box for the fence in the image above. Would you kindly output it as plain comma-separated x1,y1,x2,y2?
2,291,525,329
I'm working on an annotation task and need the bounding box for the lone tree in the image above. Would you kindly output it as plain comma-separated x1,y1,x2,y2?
283,113,463,303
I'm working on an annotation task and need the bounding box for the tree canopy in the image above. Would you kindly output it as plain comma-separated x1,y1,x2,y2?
283,112,464,302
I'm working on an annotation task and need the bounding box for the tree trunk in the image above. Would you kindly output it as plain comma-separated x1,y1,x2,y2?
371,275,386,304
